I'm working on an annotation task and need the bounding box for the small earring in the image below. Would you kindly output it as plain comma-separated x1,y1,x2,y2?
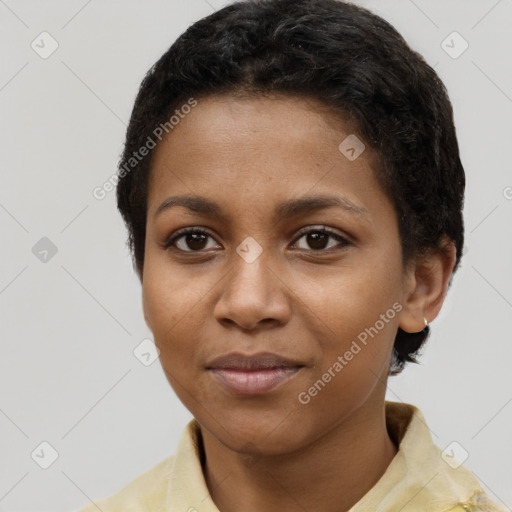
424,317,429,329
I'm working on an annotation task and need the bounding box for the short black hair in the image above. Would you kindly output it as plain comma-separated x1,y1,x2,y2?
116,0,465,375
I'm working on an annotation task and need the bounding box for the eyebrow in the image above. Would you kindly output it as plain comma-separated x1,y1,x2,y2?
153,194,370,223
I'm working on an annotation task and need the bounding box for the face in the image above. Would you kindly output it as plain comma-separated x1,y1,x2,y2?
142,94,410,455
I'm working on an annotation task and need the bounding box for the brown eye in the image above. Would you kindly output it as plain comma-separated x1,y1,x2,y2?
293,227,351,251
305,232,329,250
165,228,220,252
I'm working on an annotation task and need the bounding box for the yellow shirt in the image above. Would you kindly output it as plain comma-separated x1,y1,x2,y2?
77,401,506,511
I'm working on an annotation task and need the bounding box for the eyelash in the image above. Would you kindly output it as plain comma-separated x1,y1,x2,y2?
164,226,352,253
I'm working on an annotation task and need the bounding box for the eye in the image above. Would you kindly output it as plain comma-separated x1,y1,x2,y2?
165,227,220,252
292,226,352,251
164,225,352,253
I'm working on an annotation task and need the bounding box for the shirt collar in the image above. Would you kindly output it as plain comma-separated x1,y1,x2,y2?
167,401,493,512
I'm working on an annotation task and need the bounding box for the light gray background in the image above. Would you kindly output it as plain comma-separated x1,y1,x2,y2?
0,0,511,510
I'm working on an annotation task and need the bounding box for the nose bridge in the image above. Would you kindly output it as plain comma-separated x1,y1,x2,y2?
214,237,290,329
229,239,277,303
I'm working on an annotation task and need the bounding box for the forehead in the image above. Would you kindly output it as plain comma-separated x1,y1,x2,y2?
147,94,389,223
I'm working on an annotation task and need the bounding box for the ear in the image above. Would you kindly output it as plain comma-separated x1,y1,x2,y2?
398,236,457,333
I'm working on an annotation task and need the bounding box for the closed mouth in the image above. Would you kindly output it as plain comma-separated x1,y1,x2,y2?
206,352,304,371
206,352,305,395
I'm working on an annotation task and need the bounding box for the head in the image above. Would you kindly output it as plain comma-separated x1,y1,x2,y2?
116,0,464,453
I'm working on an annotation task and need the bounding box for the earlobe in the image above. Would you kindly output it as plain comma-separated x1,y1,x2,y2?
398,237,457,333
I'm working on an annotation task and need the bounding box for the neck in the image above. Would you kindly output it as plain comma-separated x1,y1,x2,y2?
201,398,398,512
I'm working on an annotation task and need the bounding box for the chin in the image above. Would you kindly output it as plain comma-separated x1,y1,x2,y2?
199,406,319,457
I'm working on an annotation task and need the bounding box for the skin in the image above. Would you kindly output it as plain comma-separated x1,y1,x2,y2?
141,94,456,512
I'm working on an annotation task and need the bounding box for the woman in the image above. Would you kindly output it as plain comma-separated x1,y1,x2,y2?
79,0,505,510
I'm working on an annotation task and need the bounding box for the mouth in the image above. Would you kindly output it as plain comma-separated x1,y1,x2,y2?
206,353,305,396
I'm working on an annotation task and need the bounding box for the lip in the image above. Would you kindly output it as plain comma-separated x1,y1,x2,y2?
206,352,304,396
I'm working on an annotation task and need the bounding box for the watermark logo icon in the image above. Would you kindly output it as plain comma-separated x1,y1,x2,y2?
441,32,469,59
441,441,469,469
236,236,263,263
31,31,59,59
133,338,160,366
338,134,365,161
32,237,58,263
31,441,59,469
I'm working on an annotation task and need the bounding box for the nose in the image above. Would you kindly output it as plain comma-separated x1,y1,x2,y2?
213,249,292,332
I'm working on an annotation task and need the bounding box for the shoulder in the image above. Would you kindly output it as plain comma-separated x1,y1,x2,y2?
76,455,175,512
441,489,509,512
75,419,206,512
377,402,507,512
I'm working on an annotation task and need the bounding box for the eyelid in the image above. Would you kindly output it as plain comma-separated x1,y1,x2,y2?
291,225,353,246
164,226,218,249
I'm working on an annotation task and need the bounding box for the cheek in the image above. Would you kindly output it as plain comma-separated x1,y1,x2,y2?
294,259,401,336
142,259,208,356
291,258,401,385
142,272,207,403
